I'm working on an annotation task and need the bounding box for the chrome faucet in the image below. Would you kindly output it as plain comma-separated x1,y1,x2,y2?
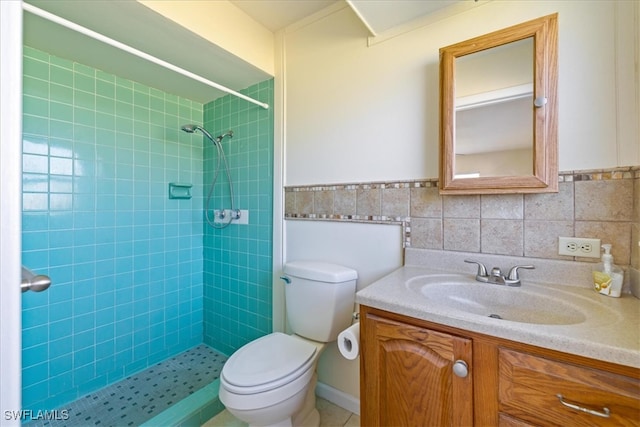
464,260,534,287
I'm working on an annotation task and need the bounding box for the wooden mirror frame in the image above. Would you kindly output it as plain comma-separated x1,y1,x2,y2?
439,14,558,195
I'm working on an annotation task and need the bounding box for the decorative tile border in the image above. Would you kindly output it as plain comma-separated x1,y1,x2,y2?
559,166,639,181
285,166,638,197
284,166,639,252
284,181,435,247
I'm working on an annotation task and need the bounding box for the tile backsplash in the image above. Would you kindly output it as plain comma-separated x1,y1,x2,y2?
285,167,640,271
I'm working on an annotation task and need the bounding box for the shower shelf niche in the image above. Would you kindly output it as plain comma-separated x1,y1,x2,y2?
168,182,192,199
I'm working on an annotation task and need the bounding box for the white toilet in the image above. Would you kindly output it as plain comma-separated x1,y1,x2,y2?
219,261,358,427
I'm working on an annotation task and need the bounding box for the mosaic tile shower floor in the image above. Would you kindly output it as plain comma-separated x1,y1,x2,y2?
27,345,227,427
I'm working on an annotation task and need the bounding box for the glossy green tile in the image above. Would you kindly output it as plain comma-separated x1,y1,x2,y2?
23,95,48,117
24,75,49,98
50,119,73,140
50,82,73,104
49,100,72,122
21,47,205,411
115,85,133,104
74,89,95,109
23,56,49,80
50,65,73,87
23,115,49,136
73,62,94,77
75,107,95,126
202,80,274,354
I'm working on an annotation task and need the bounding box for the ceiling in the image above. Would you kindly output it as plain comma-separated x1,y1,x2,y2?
232,0,462,35
230,0,339,32
23,0,469,105
345,0,463,35
23,0,272,104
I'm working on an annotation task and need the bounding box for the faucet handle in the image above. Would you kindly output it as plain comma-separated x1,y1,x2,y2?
464,260,488,278
507,265,535,280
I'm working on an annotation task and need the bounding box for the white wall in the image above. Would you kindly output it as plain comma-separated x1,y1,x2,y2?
283,221,404,404
279,0,639,410
283,0,639,186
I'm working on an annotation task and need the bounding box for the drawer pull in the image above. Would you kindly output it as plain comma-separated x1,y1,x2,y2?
556,394,611,418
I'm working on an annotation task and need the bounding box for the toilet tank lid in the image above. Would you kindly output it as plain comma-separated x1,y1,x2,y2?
284,261,358,283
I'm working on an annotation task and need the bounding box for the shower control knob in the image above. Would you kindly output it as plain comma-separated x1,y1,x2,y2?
453,360,469,378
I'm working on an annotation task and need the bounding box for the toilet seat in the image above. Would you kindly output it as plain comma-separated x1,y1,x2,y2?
221,333,317,395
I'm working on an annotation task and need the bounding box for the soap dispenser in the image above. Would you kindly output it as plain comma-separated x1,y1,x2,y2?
592,244,623,297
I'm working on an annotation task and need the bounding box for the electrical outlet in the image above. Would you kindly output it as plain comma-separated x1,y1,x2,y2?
558,237,601,258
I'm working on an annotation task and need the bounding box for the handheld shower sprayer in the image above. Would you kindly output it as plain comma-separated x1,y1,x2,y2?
180,124,238,228
180,124,197,133
181,124,233,146
181,124,217,145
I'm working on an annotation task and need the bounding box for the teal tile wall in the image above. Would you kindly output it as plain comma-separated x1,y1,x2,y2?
21,46,205,410
202,80,274,354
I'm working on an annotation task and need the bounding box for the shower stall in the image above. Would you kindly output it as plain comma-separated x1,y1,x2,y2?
11,5,275,423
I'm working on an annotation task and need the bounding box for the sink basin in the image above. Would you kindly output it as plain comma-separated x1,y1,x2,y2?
405,274,587,325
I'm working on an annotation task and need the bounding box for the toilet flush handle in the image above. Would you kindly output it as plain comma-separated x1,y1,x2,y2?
280,276,291,284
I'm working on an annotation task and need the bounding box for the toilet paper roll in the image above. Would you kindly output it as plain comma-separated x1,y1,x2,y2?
337,322,360,360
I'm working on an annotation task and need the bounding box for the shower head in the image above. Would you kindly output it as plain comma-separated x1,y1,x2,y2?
181,124,197,133
181,124,216,145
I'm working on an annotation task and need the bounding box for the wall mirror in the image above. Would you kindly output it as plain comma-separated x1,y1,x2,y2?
439,14,558,194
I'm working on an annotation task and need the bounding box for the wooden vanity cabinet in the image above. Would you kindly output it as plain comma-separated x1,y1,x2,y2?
359,308,473,426
360,306,640,426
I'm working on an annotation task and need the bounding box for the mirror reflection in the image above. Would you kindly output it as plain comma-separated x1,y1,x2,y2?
455,38,533,178
439,13,558,195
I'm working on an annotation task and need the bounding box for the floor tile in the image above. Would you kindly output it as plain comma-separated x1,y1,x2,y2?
204,397,358,427
27,345,226,427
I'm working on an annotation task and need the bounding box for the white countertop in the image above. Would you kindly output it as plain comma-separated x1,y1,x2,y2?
356,249,640,369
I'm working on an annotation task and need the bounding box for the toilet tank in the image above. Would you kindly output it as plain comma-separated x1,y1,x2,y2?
283,261,358,342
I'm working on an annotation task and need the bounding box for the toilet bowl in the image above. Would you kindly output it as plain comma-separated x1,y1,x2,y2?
219,261,358,427
219,333,324,427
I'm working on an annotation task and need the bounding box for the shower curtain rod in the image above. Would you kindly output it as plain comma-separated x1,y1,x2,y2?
22,2,270,110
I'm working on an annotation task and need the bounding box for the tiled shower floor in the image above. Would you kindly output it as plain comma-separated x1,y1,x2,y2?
28,345,227,427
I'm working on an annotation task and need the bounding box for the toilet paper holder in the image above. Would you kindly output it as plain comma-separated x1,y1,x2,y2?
338,321,360,360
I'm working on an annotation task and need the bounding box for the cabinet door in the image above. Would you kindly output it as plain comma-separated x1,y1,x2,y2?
361,312,473,426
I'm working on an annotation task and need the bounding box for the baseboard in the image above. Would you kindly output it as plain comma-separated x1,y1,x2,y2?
315,382,360,416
